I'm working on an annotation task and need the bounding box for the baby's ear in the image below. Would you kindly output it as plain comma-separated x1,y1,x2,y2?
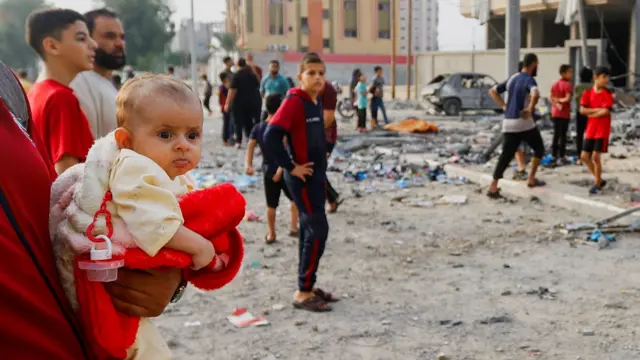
114,127,132,149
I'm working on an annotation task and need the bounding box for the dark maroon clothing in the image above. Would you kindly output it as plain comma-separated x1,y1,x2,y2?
319,83,338,144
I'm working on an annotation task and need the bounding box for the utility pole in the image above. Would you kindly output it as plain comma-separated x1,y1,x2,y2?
406,0,412,100
577,0,590,69
391,0,397,99
189,0,198,92
635,0,640,88
505,0,520,78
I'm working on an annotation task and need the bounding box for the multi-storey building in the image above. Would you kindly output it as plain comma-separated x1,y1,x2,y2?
460,0,636,86
398,0,439,54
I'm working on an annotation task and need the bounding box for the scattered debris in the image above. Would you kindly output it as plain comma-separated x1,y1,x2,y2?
436,195,468,205
582,329,596,336
436,352,450,360
526,287,557,300
183,321,201,327
227,308,269,327
478,314,512,325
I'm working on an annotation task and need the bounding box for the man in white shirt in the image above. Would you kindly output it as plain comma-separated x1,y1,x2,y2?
70,8,125,139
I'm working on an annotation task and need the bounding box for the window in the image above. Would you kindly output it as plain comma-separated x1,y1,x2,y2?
323,38,331,48
344,0,357,37
378,0,391,39
269,0,284,35
301,17,309,34
323,9,330,19
246,0,253,32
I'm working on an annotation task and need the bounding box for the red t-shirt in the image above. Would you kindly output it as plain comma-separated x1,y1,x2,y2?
581,87,613,139
319,82,338,144
28,79,94,164
550,78,572,119
0,75,88,358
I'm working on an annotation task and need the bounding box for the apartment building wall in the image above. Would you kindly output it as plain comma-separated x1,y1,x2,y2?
226,0,411,56
398,0,439,53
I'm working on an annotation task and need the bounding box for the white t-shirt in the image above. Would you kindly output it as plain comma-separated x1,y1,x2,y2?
70,71,118,138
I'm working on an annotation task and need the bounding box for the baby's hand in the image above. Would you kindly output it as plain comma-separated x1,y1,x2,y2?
191,240,215,270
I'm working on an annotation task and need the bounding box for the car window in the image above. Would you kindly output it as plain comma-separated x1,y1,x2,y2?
460,75,475,89
477,75,497,88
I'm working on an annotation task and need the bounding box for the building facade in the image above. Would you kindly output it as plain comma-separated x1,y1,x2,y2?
398,0,439,54
171,20,214,61
459,0,635,86
226,0,438,56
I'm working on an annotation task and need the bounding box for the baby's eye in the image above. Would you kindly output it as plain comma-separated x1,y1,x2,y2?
187,132,199,140
158,131,172,139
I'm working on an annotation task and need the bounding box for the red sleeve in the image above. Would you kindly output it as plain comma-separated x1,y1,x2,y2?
270,95,304,132
46,92,94,163
563,81,573,94
580,89,591,107
322,86,338,111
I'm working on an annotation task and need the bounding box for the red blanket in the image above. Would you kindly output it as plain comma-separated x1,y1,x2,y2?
75,183,246,359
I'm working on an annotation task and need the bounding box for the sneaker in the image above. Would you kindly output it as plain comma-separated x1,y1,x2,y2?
512,170,528,181
589,185,600,195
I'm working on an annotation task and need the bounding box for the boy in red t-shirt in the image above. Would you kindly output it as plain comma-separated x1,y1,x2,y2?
579,66,613,195
549,64,573,165
25,8,97,174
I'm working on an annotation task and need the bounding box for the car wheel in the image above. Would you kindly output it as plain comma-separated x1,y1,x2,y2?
442,98,461,116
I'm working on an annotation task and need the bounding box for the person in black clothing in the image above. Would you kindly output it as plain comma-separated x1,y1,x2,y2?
201,74,213,116
245,94,299,244
574,66,593,164
224,58,261,147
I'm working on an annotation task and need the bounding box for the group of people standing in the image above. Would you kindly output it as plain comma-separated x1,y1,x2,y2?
350,66,389,132
487,52,613,198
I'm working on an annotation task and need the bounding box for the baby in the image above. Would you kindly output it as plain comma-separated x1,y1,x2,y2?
55,74,223,359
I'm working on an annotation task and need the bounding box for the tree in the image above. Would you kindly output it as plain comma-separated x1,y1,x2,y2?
0,0,48,70
211,32,237,55
99,0,175,71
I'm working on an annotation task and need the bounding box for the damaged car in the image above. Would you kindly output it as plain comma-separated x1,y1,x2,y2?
421,72,503,116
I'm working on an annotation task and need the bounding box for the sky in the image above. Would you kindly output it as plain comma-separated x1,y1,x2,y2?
50,0,485,51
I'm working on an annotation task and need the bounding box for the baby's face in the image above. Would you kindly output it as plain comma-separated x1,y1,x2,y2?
129,99,203,179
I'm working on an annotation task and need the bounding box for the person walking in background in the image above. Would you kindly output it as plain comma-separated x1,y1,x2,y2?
221,56,234,78
349,68,361,106
549,64,573,165
355,72,368,132
245,94,299,244
71,8,126,139
247,53,263,80
17,69,33,93
224,58,260,147
219,72,232,146
26,8,97,175
487,53,546,198
260,60,290,121
579,66,613,194
370,66,389,127
167,65,176,77
574,66,593,165
201,74,213,116
319,80,342,213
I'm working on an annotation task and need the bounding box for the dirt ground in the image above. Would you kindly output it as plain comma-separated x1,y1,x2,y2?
155,112,640,360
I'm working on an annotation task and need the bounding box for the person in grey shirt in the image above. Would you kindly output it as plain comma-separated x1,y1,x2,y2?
370,66,389,126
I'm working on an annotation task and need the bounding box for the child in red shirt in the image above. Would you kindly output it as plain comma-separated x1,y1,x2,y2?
25,8,97,175
549,64,573,165
579,66,613,195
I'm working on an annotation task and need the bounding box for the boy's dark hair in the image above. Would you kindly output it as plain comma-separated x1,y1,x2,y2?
237,58,247,67
559,64,572,75
579,66,593,83
594,66,610,77
523,53,538,68
265,93,283,115
167,66,174,73
298,52,324,74
223,56,232,64
518,61,524,72
84,8,117,35
270,59,280,66
219,72,229,82
26,8,86,57
374,66,382,72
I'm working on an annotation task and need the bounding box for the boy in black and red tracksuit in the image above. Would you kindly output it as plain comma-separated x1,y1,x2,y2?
264,53,338,312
